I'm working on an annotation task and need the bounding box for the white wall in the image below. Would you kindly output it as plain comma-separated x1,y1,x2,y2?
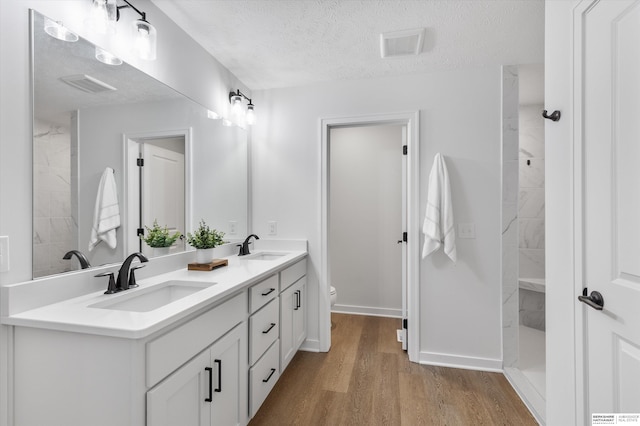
252,67,503,367
329,125,403,317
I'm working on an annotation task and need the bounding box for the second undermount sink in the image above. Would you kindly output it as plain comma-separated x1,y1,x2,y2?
244,252,288,261
90,280,215,313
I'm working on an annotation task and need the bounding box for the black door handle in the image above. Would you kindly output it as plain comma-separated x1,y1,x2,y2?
578,290,604,310
214,359,222,392
205,367,213,402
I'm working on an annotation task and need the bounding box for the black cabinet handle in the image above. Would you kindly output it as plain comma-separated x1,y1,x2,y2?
262,322,276,334
297,290,301,309
261,288,275,296
294,290,301,310
214,359,222,392
205,367,213,402
262,368,276,383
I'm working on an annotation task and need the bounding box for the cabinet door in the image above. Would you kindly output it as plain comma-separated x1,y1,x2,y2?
147,350,211,426
210,322,248,426
292,278,307,351
280,277,307,370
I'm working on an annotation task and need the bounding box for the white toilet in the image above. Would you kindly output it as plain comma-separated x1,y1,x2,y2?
330,286,337,308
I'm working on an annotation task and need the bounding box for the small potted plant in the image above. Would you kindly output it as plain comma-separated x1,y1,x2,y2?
140,219,182,256
187,219,225,263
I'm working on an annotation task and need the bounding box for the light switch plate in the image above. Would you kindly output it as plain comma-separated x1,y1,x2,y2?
0,236,9,272
458,223,476,239
268,221,277,236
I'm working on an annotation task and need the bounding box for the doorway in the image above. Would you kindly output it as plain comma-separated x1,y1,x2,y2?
328,124,404,319
320,112,419,361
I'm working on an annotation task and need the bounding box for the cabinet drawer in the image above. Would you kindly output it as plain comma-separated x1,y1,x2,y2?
280,258,306,292
146,292,247,388
250,340,280,418
249,298,279,365
249,274,278,313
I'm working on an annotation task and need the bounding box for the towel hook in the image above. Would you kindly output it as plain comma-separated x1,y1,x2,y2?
542,110,561,122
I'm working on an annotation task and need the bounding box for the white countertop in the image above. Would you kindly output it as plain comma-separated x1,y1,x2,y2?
2,249,307,339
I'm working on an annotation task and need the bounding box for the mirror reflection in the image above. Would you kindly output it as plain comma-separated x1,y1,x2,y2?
32,11,248,278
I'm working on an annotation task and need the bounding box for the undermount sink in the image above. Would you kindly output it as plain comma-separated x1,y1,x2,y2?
90,280,215,313
244,252,288,261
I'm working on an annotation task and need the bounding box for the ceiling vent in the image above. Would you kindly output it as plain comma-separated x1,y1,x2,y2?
380,28,425,58
59,74,117,94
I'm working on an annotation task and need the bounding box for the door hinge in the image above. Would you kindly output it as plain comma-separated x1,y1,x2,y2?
402,145,407,155
403,318,408,329
137,228,144,237
137,158,144,167
403,232,407,242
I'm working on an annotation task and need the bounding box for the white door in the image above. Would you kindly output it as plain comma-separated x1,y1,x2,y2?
142,142,185,242
580,0,640,415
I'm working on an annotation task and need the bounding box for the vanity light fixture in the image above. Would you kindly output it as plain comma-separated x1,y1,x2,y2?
44,17,79,42
89,0,157,61
95,47,123,65
207,110,220,120
228,89,256,126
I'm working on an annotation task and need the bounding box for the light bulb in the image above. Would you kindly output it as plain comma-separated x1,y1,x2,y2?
132,19,157,60
246,105,256,126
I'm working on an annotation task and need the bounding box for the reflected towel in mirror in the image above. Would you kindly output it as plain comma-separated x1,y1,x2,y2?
88,167,120,251
422,153,456,263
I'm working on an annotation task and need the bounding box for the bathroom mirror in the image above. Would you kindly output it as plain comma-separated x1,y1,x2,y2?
32,10,248,278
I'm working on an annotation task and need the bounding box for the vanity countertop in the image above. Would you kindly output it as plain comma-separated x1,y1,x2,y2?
1,249,307,339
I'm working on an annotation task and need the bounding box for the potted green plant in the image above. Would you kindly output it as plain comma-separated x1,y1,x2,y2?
186,219,225,263
140,219,182,256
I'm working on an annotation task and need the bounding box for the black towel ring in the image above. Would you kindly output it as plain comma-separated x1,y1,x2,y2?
542,110,561,122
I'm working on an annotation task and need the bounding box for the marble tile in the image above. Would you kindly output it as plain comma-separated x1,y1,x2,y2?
519,158,545,188
33,191,50,218
519,289,545,331
503,118,519,161
519,249,545,279
50,218,74,244
519,104,545,129
519,125,544,159
503,160,519,203
48,167,71,192
502,202,518,243
33,244,51,272
33,217,50,245
519,218,545,249
50,191,71,218
519,188,545,218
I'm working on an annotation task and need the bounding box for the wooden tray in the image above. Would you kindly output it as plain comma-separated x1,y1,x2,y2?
187,258,228,271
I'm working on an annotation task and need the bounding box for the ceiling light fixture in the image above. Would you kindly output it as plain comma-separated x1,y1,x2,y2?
228,89,256,126
95,47,123,65
44,17,79,42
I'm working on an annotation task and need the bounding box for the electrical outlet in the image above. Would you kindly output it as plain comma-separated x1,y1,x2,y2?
228,221,237,235
457,223,476,239
0,236,9,272
268,221,277,236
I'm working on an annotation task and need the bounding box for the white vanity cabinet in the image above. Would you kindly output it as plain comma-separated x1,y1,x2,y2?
279,259,307,371
248,274,280,417
147,322,247,426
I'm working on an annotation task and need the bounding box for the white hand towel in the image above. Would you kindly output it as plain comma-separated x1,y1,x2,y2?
422,153,457,262
88,167,120,251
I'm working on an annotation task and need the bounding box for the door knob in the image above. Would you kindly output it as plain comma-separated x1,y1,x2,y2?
578,289,604,310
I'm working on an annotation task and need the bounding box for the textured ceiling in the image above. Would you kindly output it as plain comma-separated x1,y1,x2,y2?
152,0,544,90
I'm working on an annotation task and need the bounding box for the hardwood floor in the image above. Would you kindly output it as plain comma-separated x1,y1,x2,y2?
250,313,538,426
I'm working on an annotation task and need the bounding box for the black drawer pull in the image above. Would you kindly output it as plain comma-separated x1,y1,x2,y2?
205,367,213,402
214,359,222,392
262,322,276,334
262,368,276,383
261,288,275,296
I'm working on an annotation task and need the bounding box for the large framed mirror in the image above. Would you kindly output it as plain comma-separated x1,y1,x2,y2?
32,10,248,278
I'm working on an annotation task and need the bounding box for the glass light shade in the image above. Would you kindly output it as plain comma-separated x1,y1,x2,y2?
207,110,220,120
132,19,157,60
88,0,117,35
222,118,233,127
44,18,78,42
95,47,122,66
246,105,256,126
231,96,242,115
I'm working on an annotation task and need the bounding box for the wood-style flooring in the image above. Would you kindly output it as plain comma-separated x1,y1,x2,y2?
249,313,537,426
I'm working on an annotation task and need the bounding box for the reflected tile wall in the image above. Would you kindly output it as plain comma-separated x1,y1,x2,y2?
33,118,75,278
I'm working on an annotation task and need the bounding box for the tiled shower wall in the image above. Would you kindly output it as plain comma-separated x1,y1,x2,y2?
518,104,545,331
33,118,76,278
518,104,545,279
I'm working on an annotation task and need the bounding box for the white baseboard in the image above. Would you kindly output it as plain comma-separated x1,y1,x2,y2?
418,351,503,372
504,367,545,425
331,304,401,318
299,339,321,353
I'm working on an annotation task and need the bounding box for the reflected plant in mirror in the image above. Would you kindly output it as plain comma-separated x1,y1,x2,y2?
140,219,182,257
31,10,248,278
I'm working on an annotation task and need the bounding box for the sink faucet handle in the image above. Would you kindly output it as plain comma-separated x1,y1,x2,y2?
128,265,145,289
95,272,117,294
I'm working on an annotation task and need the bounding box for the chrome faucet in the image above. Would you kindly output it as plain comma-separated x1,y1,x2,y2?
116,252,149,292
62,250,91,269
237,234,259,256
